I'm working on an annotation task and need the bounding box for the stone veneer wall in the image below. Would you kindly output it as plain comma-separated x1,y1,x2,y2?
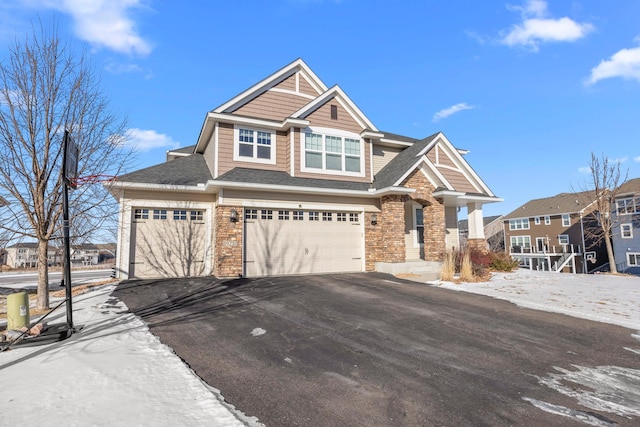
466,238,488,252
378,195,406,263
215,206,243,277
403,170,446,262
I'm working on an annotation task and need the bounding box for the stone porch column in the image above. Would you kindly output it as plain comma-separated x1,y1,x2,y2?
466,202,487,251
215,206,243,277
423,200,446,261
379,195,406,263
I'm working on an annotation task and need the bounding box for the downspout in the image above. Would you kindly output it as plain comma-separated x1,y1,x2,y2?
369,138,374,184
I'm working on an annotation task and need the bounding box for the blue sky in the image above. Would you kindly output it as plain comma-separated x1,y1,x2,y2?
1,0,639,218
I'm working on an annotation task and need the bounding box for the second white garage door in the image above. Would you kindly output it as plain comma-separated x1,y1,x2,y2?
244,208,363,277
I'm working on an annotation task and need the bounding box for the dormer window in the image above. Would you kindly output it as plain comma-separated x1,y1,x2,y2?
301,127,363,176
233,126,276,164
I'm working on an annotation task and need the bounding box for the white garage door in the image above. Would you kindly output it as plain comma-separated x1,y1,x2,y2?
129,208,207,278
244,208,363,277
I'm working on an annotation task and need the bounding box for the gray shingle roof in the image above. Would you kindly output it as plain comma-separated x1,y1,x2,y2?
373,133,439,188
502,190,596,220
458,215,503,230
215,168,372,191
118,154,212,186
379,131,419,144
168,145,196,155
616,177,640,197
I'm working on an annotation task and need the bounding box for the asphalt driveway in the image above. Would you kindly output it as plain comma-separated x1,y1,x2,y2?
114,273,639,426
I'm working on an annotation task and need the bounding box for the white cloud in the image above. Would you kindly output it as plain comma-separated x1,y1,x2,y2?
586,45,640,85
611,156,628,164
432,103,475,122
125,128,180,152
634,156,640,163
19,0,152,55
577,166,591,174
500,1,593,51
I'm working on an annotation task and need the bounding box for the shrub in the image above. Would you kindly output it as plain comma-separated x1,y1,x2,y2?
489,252,520,272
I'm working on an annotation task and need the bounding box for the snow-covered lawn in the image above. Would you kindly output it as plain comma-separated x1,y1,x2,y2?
433,269,640,331
0,270,638,426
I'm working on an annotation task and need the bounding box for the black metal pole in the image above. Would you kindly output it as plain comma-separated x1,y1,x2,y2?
62,131,73,330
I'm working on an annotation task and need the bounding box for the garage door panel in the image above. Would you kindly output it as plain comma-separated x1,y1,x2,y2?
130,210,207,279
245,209,363,277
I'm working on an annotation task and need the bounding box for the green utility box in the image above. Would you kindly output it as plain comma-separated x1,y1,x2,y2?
7,291,30,330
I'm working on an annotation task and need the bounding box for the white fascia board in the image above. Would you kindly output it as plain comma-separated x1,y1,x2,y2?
361,130,384,140
453,194,504,204
436,132,496,197
393,157,452,190
109,181,215,194
194,113,214,153
416,133,441,157
377,138,414,148
206,180,413,198
292,86,379,132
213,59,328,114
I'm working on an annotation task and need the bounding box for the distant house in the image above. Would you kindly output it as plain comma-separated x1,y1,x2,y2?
71,243,117,266
5,242,57,268
458,215,504,251
502,191,608,273
611,178,640,275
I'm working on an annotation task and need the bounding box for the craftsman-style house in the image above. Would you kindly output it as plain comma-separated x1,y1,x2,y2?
502,191,607,273
109,59,500,279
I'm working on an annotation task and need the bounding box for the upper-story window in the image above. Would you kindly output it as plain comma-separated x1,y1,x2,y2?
562,214,571,227
544,215,551,225
301,127,363,176
616,197,640,215
233,126,276,164
509,218,529,230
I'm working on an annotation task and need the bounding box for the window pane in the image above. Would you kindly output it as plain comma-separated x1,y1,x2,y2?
345,138,360,155
239,129,253,142
326,136,342,153
306,152,322,168
239,143,253,157
305,133,322,151
257,145,271,159
345,156,360,172
326,153,342,170
257,131,271,145
417,227,424,244
415,208,424,226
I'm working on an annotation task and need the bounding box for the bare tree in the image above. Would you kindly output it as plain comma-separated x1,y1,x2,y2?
580,152,628,274
0,23,132,309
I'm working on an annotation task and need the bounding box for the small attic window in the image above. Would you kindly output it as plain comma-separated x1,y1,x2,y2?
330,104,338,120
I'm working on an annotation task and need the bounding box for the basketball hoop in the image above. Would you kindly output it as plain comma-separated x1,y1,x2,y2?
70,174,117,187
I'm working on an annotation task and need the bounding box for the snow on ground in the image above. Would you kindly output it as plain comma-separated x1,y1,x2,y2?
0,270,638,426
0,284,261,427
432,269,640,331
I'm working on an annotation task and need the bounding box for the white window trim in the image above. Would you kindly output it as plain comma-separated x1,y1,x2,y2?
300,126,365,177
558,234,569,245
233,125,277,165
627,252,640,266
562,214,571,227
534,217,540,225
510,235,531,249
509,218,530,230
621,223,633,239
544,215,551,225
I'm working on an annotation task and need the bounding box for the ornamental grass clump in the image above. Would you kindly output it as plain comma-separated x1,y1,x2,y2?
440,250,456,281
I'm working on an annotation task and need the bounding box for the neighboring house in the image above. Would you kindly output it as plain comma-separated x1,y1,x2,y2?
611,177,640,275
96,243,117,264
5,242,57,268
108,59,500,279
458,215,504,252
71,243,101,266
502,191,608,273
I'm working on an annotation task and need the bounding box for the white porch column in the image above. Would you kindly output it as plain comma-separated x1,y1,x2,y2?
467,202,485,239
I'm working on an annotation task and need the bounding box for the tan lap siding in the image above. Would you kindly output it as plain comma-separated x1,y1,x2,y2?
372,145,402,175
217,123,289,176
233,91,311,122
438,168,479,193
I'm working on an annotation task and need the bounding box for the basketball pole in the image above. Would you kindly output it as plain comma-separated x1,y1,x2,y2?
62,130,74,331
